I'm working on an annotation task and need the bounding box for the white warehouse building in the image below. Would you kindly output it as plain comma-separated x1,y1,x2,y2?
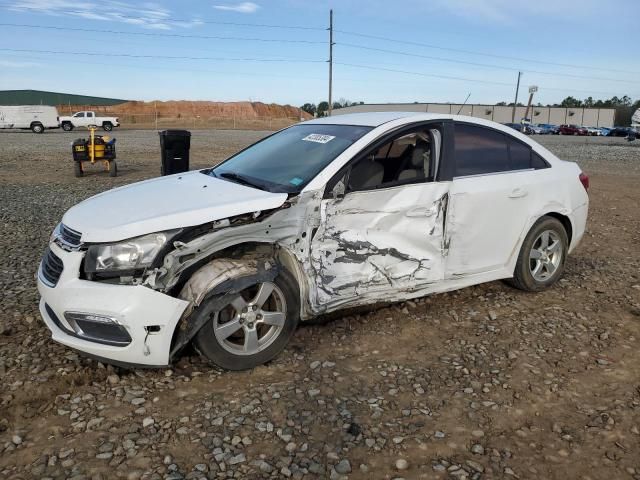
332,103,616,127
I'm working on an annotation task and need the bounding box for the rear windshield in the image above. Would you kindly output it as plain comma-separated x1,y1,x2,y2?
208,124,372,193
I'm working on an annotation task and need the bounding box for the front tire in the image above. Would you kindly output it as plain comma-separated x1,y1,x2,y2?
62,122,74,132
109,160,117,177
194,270,300,370
507,216,568,292
74,162,83,178
103,122,113,131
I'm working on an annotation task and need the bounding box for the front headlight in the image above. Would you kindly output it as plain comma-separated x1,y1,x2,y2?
84,230,179,274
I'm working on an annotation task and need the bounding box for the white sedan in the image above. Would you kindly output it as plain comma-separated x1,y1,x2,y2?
37,112,589,370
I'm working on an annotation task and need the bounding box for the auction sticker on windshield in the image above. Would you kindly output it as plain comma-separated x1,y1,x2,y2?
302,133,336,144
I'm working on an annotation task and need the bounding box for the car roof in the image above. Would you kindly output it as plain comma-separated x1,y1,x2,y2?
302,111,446,127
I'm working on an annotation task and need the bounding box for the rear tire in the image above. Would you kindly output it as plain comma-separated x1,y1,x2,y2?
62,122,74,132
103,122,113,131
507,216,568,292
109,161,117,177
74,162,83,178
194,270,300,370
31,123,44,133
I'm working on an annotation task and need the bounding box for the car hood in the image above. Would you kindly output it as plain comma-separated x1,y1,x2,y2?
62,171,289,243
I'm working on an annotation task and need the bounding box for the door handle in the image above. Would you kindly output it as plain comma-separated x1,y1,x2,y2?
508,188,528,198
406,207,435,217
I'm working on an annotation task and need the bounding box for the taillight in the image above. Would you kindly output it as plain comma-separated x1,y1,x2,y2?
579,173,589,192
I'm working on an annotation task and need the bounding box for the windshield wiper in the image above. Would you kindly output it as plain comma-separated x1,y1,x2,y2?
217,172,268,191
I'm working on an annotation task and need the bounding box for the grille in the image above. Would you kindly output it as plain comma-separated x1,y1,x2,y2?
59,224,82,248
40,247,64,287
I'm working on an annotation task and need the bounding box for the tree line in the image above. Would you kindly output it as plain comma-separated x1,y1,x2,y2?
300,98,364,117
302,96,639,125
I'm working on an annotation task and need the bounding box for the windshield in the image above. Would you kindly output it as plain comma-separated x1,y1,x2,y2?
208,124,372,193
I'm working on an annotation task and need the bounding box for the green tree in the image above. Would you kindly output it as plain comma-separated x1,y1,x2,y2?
300,103,316,116
560,96,582,107
317,101,329,117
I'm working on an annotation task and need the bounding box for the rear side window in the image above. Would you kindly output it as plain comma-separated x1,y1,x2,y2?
508,139,532,170
455,124,549,176
454,124,509,176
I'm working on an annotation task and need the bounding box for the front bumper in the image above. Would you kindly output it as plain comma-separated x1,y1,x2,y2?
37,242,189,366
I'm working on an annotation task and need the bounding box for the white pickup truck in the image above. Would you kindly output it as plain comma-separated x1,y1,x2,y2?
60,111,120,132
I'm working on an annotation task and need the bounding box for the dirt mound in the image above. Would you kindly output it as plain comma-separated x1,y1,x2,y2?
58,100,310,120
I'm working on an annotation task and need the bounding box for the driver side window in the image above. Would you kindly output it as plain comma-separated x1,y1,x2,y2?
346,127,441,192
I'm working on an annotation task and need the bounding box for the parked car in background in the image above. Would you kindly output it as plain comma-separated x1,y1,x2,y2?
504,122,532,135
536,124,559,135
607,127,635,137
59,111,120,132
0,105,60,133
37,112,589,370
528,124,544,134
585,127,601,136
558,124,587,135
598,127,611,136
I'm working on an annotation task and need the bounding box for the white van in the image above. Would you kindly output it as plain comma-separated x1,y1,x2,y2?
0,105,60,133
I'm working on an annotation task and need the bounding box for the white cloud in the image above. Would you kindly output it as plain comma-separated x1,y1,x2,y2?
213,2,259,14
6,0,202,29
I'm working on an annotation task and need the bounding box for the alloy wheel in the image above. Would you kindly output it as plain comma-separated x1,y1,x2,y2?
212,282,287,356
529,230,563,282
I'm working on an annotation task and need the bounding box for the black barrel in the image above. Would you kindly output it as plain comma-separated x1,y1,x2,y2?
159,130,191,175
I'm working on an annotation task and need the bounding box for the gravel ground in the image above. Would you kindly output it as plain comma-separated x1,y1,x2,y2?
0,129,639,480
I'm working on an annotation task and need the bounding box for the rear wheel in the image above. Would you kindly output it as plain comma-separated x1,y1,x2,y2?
194,271,299,370
507,216,568,292
62,122,74,132
109,160,118,177
31,123,44,133
103,122,113,131
74,162,83,178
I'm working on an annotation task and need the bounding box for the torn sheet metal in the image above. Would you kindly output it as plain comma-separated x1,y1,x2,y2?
145,181,454,322
309,182,450,309
146,191,324,319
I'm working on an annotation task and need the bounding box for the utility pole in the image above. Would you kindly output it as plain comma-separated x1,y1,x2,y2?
511,71,522,123
328,9,333,117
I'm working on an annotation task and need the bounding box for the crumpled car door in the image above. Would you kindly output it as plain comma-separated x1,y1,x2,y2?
309,182,450,309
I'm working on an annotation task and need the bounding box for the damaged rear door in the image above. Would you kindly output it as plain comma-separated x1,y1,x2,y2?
309,123,450,308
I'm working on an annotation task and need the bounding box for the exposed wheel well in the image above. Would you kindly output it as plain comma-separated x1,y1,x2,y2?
167,241,305,298
544,212,572,245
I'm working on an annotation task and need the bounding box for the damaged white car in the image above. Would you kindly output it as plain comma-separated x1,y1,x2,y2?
37,112,589,370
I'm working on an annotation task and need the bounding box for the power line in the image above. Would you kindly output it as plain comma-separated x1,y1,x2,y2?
0,53,325,81
335,62,515,87
338,42,640,85
0,4,325,30
335,62,640,97
0,47,326,63
0,23,325,44
335,29,640,76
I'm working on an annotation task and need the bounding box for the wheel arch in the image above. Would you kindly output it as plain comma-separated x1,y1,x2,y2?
507,209,573,275
544,211,573,245
167,241,309,360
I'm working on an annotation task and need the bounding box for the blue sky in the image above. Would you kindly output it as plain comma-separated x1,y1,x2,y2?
0,0,638,106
